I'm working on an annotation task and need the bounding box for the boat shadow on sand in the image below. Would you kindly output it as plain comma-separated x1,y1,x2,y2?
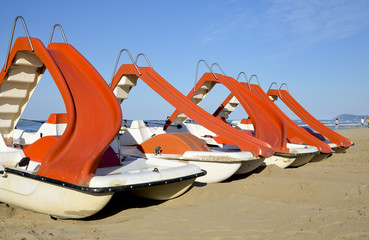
87,166,268,220
83,183,208,221
221,165,267,183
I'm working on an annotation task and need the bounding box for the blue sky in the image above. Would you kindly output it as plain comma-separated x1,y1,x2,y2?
1,0,369,120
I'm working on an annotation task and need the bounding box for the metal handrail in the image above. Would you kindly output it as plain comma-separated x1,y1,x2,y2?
134,53,153,69
236,72,250,90
3,16,34,72
279,83,290,92
110,49,140,86
267,82,279,93
236,72,248,82
210,63,226,76
267,82,282,99
276,83,290,100
48,24,68,45
248,74,261,86
194,59,217,92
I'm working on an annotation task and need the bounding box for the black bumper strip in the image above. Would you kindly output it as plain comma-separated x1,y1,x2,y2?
4,168,207,194
274,150,320,158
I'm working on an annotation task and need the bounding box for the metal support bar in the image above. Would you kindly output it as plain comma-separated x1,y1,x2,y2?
48,24,68,45
236,72,248,82
248,74,261,86
194,59,217,92
279,83,290,92
210,63,226,76
118,133,121,162
110,49,140,86
3,16,34,72
134,53,153,69
267,82,279,93
267,82,283,99
277,83,290,100
236,72,250,90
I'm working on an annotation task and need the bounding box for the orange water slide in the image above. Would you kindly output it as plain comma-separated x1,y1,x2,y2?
267,88,352,148
167,73,290,153
234,82,331,153
1,37,121,185
110,65,273,157
38,42,122,185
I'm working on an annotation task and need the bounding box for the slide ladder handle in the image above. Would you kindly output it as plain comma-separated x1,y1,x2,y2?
277,83,290,100
267,82,283,99
248,74,261,87
134,53,153,69
279,83,290,92
210,63,226,76
236,72,251,90
110,49,140,86
194,59,217,92
48,24,68,45
3,16,34,72
267,82,283,100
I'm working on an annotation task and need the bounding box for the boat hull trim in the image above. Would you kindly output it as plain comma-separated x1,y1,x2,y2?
0,167,206,219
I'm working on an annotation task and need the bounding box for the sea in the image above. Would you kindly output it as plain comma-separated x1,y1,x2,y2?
16,118,364,132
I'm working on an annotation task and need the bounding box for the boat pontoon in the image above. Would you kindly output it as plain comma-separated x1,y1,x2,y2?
267,82,353,153
0,18,204,219
166,62,321,168
109,52,274,182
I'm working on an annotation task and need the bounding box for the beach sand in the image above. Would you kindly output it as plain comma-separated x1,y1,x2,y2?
1,128,368,240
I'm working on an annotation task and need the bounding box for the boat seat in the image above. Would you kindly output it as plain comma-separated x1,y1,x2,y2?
120,120,155,145
0,135,25,167
23,135,60,163
13,113,67,145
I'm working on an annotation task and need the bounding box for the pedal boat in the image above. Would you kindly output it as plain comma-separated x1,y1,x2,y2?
267,83,353,154
0,19,204,219
168,121,318,169
111,120,262,183
165,63,320,169
108,52,274,183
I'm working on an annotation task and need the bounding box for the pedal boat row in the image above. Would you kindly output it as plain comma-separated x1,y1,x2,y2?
0,17,353,219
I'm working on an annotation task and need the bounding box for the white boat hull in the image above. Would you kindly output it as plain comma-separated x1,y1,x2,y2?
0,171,113,219
187,160,242,183
235,158,265,175
288,154,315,167
0,158,205,219
309,153,331,162
264,143,319,168
130,178,195,200
145,150,260,183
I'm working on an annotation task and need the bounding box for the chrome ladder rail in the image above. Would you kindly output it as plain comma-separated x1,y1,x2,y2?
236,72,250,89
48,24,68,45
194,59,217,92
110,49,140,86
3,16,34,72
134,53,153,69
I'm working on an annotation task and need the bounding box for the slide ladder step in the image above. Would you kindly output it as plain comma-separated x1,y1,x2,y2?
113,75,138,101
116,75,138,87
229,96,239,104
0,82,30,98
6,65,39,83
0,51,44,137
13,51,43,67
0,113,14,128
0,99,20,113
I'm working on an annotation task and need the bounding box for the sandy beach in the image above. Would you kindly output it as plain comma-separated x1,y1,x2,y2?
1,128,368,240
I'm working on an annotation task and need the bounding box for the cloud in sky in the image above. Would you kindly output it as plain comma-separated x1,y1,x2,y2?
201,13,249,44
202,0,369,48
265,0,369,46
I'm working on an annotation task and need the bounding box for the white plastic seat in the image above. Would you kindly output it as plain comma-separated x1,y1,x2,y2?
0,136,25,167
